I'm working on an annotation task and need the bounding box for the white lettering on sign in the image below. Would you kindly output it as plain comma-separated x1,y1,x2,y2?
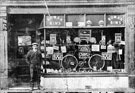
46,16,64,26
107,15,124,25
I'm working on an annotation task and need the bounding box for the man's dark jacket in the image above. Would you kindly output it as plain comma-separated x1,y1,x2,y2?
26,50,42,65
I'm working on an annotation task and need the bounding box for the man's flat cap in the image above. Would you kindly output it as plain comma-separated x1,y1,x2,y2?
32,43,38,46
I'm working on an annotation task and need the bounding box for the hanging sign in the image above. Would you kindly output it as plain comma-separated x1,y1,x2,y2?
46,15,64,26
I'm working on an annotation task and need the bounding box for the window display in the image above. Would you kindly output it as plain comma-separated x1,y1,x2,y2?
41,28,125,74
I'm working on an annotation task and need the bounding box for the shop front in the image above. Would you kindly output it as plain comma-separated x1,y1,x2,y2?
0,0,135,92
39,13,128,91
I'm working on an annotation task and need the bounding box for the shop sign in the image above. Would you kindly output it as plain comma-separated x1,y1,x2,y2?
46,16,64,26
107,15,124,26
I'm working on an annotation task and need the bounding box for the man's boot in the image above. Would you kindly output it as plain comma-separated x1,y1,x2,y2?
30,82,34,91
37,82,40,90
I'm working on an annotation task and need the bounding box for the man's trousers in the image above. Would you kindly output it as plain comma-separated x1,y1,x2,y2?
30,64,41,87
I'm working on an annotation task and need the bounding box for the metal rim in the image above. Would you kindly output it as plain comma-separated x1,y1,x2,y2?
88,54,105,70
61,54,78,69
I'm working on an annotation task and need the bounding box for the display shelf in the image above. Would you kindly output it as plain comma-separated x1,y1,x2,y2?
43,72,128,77
38,26,125,29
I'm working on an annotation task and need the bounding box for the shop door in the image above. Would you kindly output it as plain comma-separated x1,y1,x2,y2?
0,31,8,89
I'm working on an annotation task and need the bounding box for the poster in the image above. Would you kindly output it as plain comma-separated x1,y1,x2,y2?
18,36,31,46
50,34,57,45
115,33,122,43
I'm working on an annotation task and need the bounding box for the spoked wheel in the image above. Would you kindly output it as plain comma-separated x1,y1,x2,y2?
61,54,78,70
88,54,105,70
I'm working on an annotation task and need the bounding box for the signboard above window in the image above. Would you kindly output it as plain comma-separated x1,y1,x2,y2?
107,15,124,26
44,14,125,27
46,15,64,26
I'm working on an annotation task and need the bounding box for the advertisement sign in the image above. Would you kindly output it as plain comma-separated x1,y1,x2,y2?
50,34,57,45
102,52,112,60
78,45,90,59
52,53,63,60
18,36,31,46
115,33,122,43
46,15,64,26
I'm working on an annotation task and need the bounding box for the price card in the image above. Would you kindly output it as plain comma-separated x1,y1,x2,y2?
91,44,100,52
78,22,85,27
61,46,67,53
53,45,59,50
46,47,54,54
101,45,106,50
66,22,73,27
119,49,122,55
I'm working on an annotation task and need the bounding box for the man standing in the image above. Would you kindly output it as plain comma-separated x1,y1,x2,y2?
26,43,42,90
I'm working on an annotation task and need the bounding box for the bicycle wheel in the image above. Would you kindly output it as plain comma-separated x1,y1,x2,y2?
61,54,78,70
88,54,105,70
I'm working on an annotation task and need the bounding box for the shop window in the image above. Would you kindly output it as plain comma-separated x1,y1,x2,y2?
86,14,104,26
66,14,85,26
41,28,125,74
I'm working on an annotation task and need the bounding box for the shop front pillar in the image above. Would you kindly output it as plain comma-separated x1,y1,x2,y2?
0,5,8,89
127,5,135,89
